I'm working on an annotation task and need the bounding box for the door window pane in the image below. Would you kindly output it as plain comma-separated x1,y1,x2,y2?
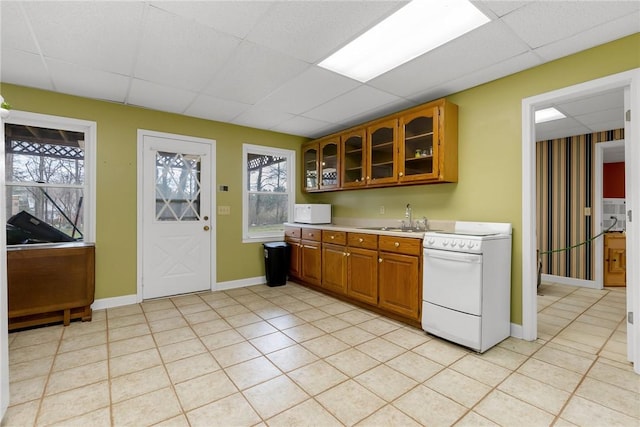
155,151,201,221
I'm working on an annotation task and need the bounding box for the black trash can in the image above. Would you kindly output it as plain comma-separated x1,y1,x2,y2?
263,242,290,286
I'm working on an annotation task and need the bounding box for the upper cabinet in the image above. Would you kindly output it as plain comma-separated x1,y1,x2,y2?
303,98,458,192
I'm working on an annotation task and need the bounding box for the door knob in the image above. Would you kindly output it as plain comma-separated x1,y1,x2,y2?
204,225,210,231
203,216,209,220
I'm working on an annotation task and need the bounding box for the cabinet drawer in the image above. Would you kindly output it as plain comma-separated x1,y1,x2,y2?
348,233,378,250
301,228,321,242
285,226,301,239
322,230,347,245
379,235,422,256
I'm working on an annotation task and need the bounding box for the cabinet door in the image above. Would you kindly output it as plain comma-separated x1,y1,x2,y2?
301,240,322,286
347,247,378,305
322,244,347,294
399,107,439,182
604,234,626,286
320,138,340,190
303,143,319,191
367,119,398,185
378,252,420,320
286,239,301,280
341,129,367,188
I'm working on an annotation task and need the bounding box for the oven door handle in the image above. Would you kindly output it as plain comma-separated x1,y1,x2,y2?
424,249,482,263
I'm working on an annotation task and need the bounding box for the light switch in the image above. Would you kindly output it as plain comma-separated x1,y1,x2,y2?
584,207,591,216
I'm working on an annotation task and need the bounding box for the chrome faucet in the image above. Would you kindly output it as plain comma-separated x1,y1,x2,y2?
405,204,412,229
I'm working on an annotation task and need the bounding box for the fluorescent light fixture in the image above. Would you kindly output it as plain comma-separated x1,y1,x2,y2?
318,0,490,82
535,107,566,123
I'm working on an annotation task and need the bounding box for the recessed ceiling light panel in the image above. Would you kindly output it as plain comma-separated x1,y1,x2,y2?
535,107,566,123
318,0,490,82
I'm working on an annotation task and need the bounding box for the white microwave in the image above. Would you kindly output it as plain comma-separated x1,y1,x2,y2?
294,204,332,224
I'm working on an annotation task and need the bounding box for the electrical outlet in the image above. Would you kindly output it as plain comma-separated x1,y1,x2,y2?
379,206,385,215
218,206,231,215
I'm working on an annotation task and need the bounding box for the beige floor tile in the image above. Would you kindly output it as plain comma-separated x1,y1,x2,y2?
451,355,511,387
454,411,500,426
325,348,380,377
266,314,306,330
61,319,107,338
165,352,220,384
561,395,638,426
1,400,40,427
356,364,417,401
321,302,355,316
190,318,232,337
288,360,348,396
108,334,156,358
282,323,326,343
45,360,108,396
356,337,405,362
141,298,175,313
311,316,351,333
153,414,190,427
107,304,143,318
37,381,110,426
153,326,197,347
171,293,204,307
425,369,491,408
235,320,278,339
550,335,601,354
477,345,528,370
9,356,54,383
386,351,444,382
588,360,640,392
9,326,63,349
302,334,349,358
279,300,314,313
412,339,468,366
174,370,238,411
393,384,467,426
199,329,245,351
112,386,182,426
225,312,263,328
110,365,171,403
158,338,207,363
109,348,162,377
9,341,59,365
533,345,595,374
316,379,386,426
382,327,430,349
243,375,309,419
8,375,46,406
108,323,151,342
48,406,111,427
267,344,319,372
106,313,146,330
335,309,376,324
295,307,331,322
225,356,282,390
358,318,401,336
250,331,297,354
517,358,583,393
498,372,570,414
576,377,640,418
58,330,106,353
253,306,290,320
267,398,342,427
356,404,422,426
149,316,188,333
211,341,260,367
52,344,108,372
183,309,221,325
331,326,376,346
215,304,251,317
186,392,261,427
474,390,555,426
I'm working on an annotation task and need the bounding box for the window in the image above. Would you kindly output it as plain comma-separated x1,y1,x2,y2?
243,144,295,242
4,112,96,244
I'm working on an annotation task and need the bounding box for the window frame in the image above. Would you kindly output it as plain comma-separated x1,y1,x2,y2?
4,111,97,243
242,143,295,243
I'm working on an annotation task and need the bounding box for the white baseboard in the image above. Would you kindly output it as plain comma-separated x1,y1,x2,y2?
541,274,601,289
92,294,138,311
510,322,524,339
214,276,266,291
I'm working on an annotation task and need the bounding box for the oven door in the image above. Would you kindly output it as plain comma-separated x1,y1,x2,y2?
423,248,483,315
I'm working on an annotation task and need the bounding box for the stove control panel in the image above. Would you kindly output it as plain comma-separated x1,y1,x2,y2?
423,234,484,253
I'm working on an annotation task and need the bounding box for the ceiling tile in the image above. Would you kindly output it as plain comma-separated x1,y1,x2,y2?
370,20,530,98
150,1,275,39
231,106,294,131
127,79,197,114
501,1,640,49
558,90,624,117
271,115,334,138
0,49,52,91
184,94,250,124
135,5,241,92
577,108,625,130
23,1,144,75
245,1,407,63
471,1,529,18
0,2,38,53
48,60,130,103
255,67,360,115
203,41,310,105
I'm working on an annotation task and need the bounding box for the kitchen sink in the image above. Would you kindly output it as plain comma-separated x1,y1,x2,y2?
357,226,419,232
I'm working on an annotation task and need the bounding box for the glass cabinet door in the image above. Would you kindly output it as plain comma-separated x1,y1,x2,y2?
399,108,438,182
367,119,397,185
341,129,366,188
319,138,339,189
303,144,319,191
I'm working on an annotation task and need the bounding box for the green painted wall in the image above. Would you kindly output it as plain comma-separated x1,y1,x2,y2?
2,33,638,322
308,33,640,325
0,85,308,299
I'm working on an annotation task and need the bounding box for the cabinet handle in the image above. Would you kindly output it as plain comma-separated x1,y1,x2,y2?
366,176,370,180
343,252,347,256
394,242,400,247
309,233,314,237
346,252,351,257
378,258,383,263
358,238,364,243
330,235,335,239
399,172,404,177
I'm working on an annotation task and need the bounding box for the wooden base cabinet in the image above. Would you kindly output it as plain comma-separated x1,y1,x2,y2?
604,232,626,286
322,244,347,294
300,228,322,286
346,247,378,305
378,236,422,321
285,226,302,281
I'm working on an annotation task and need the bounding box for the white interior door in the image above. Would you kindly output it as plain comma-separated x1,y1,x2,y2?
141,132,213,299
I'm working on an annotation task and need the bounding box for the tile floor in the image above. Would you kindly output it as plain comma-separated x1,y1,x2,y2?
2,281,638,426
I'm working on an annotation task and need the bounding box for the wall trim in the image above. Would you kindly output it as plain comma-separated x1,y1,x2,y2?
510,322,523,339
541,274,600,289
214,276,266,291
92,294,138,311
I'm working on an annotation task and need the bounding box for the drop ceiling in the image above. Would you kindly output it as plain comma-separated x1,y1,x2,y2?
1,1,638,139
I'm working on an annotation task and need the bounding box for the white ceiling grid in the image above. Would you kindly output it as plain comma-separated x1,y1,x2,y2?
1,0,638,139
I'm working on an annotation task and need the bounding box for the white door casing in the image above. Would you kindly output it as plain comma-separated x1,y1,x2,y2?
137,130,216,300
